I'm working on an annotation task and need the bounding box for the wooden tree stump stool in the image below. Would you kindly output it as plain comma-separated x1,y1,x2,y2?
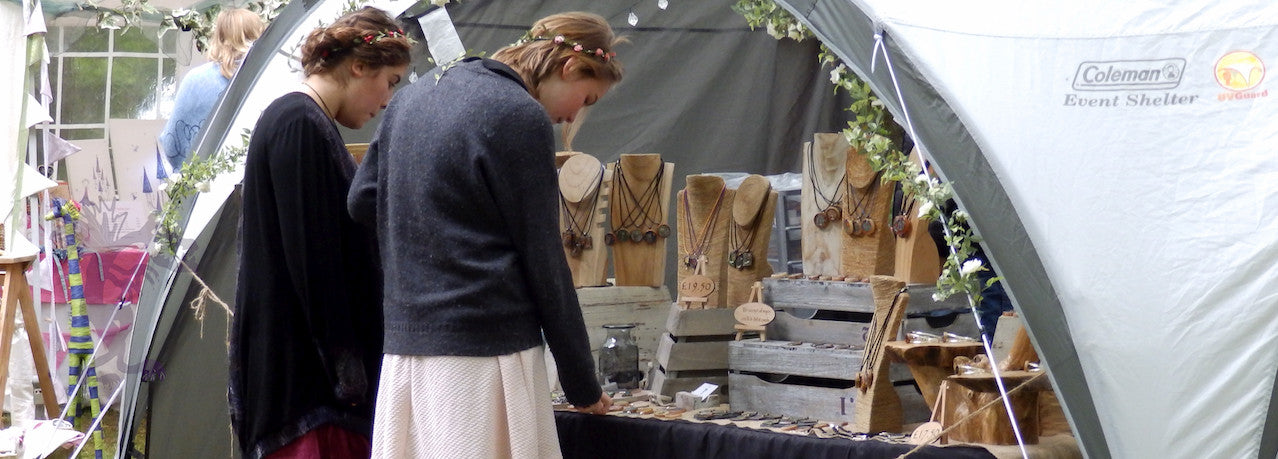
885,340,985,409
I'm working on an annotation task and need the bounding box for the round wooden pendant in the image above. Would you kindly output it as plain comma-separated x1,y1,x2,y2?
814,212,829,229
738,251,754,268
616,229,629,241
604,233,616,246
656,224,671,238
580,234,593,250
727,250,740,268
562,231,576,249
630,230,644,243
824,206,842,222
734,302,775,326
569,244,583,257
684,256,698,269
678,274,716,298
891,215,911,238
860,218,875,236
643,230,657,244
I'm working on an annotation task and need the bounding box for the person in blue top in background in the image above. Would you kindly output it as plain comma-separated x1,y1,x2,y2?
159,8,264,170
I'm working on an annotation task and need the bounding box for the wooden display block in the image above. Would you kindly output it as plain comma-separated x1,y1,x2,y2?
940,371,1046,445
577,286,670,366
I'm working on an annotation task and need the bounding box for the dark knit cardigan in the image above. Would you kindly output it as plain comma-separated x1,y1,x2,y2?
348,58,603,407
231,92,383,458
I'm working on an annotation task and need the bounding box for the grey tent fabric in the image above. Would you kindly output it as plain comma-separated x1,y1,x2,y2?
118,1,855,456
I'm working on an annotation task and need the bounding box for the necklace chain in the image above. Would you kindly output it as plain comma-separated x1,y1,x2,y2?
302,82,335,120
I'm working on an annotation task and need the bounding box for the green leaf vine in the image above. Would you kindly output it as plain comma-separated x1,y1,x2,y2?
151,128,251,256
733,0,996,305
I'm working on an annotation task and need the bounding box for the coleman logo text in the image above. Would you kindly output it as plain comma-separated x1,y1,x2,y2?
1072,59,1185,91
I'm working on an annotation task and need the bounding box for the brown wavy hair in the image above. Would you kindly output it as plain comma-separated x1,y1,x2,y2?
491,12,626,97
299,6,413,80
208,8,265,79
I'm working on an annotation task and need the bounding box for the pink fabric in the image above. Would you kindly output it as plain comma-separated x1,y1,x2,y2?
266,424,371,459
36,249,148,304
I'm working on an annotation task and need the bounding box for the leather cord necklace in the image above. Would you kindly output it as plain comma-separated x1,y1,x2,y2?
843,171,880,237
680,184,726,270
558,164,604,256
611,160,667,244
807,143,846,229
890,185,916,238
728,191,768,270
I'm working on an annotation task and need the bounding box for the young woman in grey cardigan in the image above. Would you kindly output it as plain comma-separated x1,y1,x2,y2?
348,12,623,458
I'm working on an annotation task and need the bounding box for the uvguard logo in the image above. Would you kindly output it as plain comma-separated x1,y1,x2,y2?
1072,58,1185,91
1215,51,1265,92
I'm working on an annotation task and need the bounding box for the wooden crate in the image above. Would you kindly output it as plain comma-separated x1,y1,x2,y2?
577,285,670,367
763,277,981,342
728,372,929,425
650,306,739,398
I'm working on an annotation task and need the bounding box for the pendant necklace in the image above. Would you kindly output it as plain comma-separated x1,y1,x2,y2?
611,160,667,244
842,171,880,237
807,143,845,230
559,164,604,256
890,186,916,238
728,192,768,270
680,184,727,270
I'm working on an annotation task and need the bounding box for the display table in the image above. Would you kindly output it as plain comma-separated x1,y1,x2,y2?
884,340,985,408
554,411,995,459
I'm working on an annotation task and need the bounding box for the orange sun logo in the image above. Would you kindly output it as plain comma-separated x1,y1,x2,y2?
1215,51,1265,92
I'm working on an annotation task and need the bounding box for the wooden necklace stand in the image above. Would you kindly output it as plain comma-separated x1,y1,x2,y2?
892,147,942,283
725,175,776,307
558,153,613,287
0,252,64,420
841,144,896,279
676,175,732,308
801,134,848,277
610,154,674,287
853,275,909,434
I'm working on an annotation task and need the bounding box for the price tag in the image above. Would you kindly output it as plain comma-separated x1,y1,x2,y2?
690,383,719,401
678,274,715,298
909,421,942,445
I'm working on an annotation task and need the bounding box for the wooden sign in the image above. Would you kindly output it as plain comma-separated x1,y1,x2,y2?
733,302,775,327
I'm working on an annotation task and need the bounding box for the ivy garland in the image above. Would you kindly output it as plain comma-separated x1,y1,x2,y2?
80,0,287,54
151,129,251,255
732,0,998,305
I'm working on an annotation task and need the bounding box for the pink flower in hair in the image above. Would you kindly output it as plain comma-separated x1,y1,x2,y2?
595,48,604,56
573,44,583,52
553,35,565,44
364,35,374,43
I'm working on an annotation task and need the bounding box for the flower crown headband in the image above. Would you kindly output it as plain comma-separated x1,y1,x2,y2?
322,28,412,59
516,31,617,63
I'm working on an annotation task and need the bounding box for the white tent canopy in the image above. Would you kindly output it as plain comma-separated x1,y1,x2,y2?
775,0,1278,457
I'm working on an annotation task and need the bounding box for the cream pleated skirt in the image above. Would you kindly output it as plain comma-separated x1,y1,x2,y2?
371,346,562,459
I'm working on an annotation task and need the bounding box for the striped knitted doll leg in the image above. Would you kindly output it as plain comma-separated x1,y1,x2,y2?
51,199,104,458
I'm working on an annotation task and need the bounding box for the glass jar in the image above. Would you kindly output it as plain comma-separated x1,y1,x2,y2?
598,323,640,390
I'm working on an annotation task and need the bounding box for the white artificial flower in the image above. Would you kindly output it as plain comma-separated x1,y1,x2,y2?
913,172,929,186
167,172,182,184
430,0,450,6
830,64,846,84
953,210,969,221
932,292,945,302
960,259,983,276
197,181,212,193
157,182,169,193
148,242,162,256
917,200,934,218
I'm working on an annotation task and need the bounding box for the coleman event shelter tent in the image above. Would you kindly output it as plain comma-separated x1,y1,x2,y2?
771,0,1278,457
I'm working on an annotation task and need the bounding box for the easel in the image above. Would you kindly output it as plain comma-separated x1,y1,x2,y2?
675,256,713,309
0,252,65,420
